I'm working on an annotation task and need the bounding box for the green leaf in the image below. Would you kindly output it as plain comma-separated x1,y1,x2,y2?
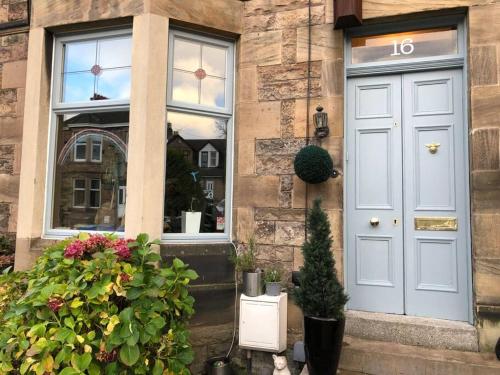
54,327,76,344
19,361,31,375
119,344,140,367
27,323,46,338
173,258,185,269
64,316,75,329
177,348,194,365
136,233,149,245
105,362,118,375
59,368,80,375
126,288,143,300
72,352,91,371
152,359,164,375
88,362,101,375
182,269,199,280
70,298,84,309
119,307,134,323
145,252,161,263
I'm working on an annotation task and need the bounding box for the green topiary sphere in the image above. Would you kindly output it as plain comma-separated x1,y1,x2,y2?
294,145,334,184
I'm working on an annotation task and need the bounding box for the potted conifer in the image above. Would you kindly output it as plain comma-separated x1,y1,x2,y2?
294,199,348,375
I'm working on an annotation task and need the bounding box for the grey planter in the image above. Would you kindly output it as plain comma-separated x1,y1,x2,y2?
243,271,263,297
265,282,282,296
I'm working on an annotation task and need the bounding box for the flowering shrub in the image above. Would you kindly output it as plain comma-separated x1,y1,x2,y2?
0,233,198,374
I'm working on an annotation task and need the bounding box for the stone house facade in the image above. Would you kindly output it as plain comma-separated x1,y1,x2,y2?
0,0,499,373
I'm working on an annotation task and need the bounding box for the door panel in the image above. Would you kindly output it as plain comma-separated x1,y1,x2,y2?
347,76,404,314
403,69,469,321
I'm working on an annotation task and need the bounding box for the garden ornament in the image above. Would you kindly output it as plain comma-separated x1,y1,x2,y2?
272,354,291,375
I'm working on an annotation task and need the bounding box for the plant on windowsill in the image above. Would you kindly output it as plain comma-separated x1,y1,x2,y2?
294,198,349,375
230,236,263,297
0,233,198,374
181,171,203,234
264,265,284,297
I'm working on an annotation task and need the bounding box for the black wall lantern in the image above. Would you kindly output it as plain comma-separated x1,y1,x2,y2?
313,105,329,138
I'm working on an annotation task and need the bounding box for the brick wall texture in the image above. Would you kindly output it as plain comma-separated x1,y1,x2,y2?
0,0,28,241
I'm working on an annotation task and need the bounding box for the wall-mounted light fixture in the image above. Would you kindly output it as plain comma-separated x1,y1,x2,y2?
313,105,329,138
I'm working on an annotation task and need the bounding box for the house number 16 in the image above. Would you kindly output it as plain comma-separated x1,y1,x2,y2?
391,38,415,56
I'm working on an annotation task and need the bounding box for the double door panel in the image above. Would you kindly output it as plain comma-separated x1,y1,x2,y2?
346,69,470,321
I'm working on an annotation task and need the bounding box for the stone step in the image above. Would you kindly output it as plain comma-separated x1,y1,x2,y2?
340,335,500,375
345,310,479,352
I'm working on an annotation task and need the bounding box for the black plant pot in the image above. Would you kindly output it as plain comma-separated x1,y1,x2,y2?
304,316,345,375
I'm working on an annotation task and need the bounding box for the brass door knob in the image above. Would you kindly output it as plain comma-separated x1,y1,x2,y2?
425,143,441,154
370,217,380,227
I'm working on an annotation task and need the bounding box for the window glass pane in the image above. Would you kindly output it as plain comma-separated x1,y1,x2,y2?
73,190,86,207
98,37,132,69
210,151,217,167
201,152,208,168
64,41,96,73
90,179,100,190
201,76,225,108
52,111,128,232
61,34,131,103
202,45,226,78
62,72,96,103
75,142,86,161
172,70,199,105
173,38,200,72
95,68,131,100
74,179,85,189
164,112,227,234
351,26,458,65
91,140,101,162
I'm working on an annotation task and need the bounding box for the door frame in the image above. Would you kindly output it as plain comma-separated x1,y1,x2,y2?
342,12,473,323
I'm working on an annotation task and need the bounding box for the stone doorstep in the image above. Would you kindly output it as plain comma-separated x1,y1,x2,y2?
340,335,500,375
345,310,479,352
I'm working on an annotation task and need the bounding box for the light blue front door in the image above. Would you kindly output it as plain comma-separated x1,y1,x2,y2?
346,69,470,321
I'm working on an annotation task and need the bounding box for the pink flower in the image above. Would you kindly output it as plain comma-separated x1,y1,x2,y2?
85,234,113,254
113,239,131,260
47,297,64,312
64,240,86,258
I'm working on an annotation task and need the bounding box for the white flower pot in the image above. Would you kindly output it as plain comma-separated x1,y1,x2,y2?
181,211,202,234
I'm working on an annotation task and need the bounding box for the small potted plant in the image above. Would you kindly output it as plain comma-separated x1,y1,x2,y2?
264,265,283,296
231,236,263,297
181,171,203,234
294,198,348,375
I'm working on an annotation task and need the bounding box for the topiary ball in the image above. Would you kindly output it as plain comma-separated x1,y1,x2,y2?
294,145,334,184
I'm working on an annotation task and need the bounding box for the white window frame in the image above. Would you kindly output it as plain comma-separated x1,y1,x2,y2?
89,178,101,208
167,29,235,116
206,180,214,191
164,29,235,243
51,29,132,112
44,28,131,239
73,138,87,162
72,178,86,208
91,136,103,163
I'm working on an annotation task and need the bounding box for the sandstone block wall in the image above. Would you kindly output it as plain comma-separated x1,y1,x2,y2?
469,2,500,351
0,0,28,243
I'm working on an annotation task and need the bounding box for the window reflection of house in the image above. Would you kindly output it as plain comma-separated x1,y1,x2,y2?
53,111,129,231
165,122,226,233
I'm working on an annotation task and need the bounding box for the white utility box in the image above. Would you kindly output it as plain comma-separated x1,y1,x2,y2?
239,293,287,353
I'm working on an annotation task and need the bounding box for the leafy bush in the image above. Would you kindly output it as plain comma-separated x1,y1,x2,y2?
294,199,348,319
0,233,198,374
